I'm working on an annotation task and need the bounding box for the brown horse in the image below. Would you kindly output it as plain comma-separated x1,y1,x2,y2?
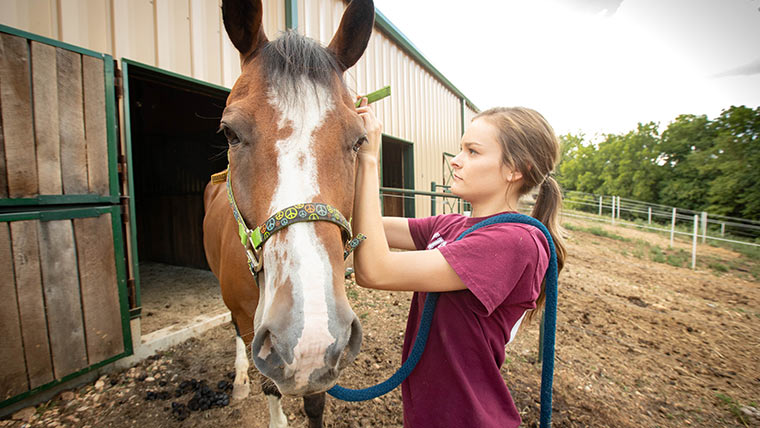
202,0,374,426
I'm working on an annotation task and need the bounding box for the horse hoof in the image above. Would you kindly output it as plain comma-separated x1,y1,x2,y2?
232,382,250,400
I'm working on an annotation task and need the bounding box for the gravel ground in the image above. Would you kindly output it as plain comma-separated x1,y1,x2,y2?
3,216,760,427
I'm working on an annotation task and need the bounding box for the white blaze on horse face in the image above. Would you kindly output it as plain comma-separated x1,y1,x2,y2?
260,76,337,389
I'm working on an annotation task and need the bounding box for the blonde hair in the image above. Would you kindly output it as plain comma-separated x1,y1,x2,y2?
473,107,566,320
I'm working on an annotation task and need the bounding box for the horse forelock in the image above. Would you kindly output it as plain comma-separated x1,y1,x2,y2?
260,30,346,101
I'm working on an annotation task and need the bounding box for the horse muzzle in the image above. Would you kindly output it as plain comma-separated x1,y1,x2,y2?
251,314,362,395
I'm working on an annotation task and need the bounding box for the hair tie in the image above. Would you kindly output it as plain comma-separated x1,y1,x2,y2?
542,172,555,185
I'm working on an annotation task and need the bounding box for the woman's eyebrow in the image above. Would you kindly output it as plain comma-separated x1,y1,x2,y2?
461,141,483,148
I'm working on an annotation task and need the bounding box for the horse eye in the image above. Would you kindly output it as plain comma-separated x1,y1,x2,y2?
224,127,241,146
352,136,367,153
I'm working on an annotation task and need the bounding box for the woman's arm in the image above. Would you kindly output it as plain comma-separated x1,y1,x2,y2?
383,217,416,250
354,100,466,293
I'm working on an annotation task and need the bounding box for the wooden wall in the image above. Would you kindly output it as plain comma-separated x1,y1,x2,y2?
0,212,124,401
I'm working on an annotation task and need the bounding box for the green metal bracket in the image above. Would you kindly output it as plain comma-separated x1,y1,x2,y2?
286,0,298,30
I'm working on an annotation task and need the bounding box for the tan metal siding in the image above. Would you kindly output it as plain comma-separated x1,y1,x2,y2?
0,0,59,40
464,104,478,132
297,0,465,216
112,0,157,66
0,0,286,89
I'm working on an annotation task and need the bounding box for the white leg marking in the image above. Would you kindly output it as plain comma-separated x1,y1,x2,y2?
267,395,288,428
233,335,250,400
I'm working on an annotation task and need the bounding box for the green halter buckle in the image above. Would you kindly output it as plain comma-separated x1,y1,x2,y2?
223,166,366,278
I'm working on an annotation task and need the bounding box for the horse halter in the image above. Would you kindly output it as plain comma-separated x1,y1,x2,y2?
212,167,366,279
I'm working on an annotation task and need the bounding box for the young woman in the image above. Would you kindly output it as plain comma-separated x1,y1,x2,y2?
352,99,567,427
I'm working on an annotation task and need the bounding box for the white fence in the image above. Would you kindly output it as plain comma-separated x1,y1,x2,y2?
378,187,760,271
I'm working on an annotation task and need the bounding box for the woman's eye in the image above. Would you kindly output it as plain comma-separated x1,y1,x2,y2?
353,136,367,152
468,149,477,155
224,127,241,146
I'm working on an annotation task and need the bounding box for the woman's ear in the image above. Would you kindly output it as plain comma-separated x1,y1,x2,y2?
502,167,523,183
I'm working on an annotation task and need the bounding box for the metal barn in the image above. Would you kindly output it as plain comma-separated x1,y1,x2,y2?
0,0,479,412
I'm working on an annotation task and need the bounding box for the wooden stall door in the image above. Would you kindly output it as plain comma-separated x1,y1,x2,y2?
0,210,128,405
0,26,115,206
0,26,129,408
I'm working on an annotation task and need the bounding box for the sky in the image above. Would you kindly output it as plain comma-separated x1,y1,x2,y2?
372,0,760,138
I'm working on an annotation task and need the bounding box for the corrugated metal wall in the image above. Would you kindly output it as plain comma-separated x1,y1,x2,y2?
298,0,466,216
464,103,479,132
0,0,477,217
0,0,285,89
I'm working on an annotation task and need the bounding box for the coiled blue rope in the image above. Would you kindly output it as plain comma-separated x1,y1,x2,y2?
328,213,558,428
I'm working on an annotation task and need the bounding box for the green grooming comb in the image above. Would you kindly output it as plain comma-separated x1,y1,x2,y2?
356,85,391,107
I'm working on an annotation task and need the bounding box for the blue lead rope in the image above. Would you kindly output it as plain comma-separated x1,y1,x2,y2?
328,213,558,428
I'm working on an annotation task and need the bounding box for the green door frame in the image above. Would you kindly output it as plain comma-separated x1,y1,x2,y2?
120,59,230,318
380,133,415,217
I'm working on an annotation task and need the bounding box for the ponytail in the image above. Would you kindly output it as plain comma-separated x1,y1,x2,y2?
528,175,566,321
472,106,565,322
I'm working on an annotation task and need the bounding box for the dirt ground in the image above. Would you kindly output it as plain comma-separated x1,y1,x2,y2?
138,262,227,335
3,216,760,427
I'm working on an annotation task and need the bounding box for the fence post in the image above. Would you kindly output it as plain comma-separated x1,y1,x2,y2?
701,211,707,244
430,181,437,216
721,222,725,237
670,208,677,248
611,196,616,224
598,196,603,216
692,214,698,269
648,207,652,224
617,196,621,220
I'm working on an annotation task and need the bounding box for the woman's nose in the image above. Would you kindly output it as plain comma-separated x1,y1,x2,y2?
450,152,463,169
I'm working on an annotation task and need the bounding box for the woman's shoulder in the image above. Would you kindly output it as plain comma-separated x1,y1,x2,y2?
466,221,550,257
412,213,469,231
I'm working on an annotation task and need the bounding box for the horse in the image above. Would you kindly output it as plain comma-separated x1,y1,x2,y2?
202,0,375,426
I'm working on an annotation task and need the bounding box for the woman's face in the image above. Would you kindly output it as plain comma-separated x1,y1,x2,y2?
449,118,521,205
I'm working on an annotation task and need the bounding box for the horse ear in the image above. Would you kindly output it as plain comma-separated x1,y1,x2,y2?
327,0,375,71
222,0,269,62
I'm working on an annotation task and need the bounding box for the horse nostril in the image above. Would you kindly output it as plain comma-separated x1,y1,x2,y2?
338,315,363,370
252,327,275,362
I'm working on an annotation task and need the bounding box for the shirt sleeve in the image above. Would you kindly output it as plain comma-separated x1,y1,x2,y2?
437,224,549,316
407,216,440,250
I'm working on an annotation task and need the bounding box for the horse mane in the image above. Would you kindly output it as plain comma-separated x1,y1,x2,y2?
260,30,346,96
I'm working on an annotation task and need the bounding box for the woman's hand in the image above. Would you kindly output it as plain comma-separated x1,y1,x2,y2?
355,97,383,162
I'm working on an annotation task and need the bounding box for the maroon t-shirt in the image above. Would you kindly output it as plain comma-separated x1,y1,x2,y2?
402,212,550,428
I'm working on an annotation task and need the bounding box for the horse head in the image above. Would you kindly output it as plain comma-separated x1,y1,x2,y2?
219,0,374,396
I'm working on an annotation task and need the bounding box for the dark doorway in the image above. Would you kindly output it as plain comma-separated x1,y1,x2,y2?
381,135,415,217
126,65,229,269
125,63,231,335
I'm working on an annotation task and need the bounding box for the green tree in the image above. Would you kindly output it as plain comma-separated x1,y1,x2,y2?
556,106,759,222
556,134,605,194
705,106,760,219
596,122,662,201
657,114,716,210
